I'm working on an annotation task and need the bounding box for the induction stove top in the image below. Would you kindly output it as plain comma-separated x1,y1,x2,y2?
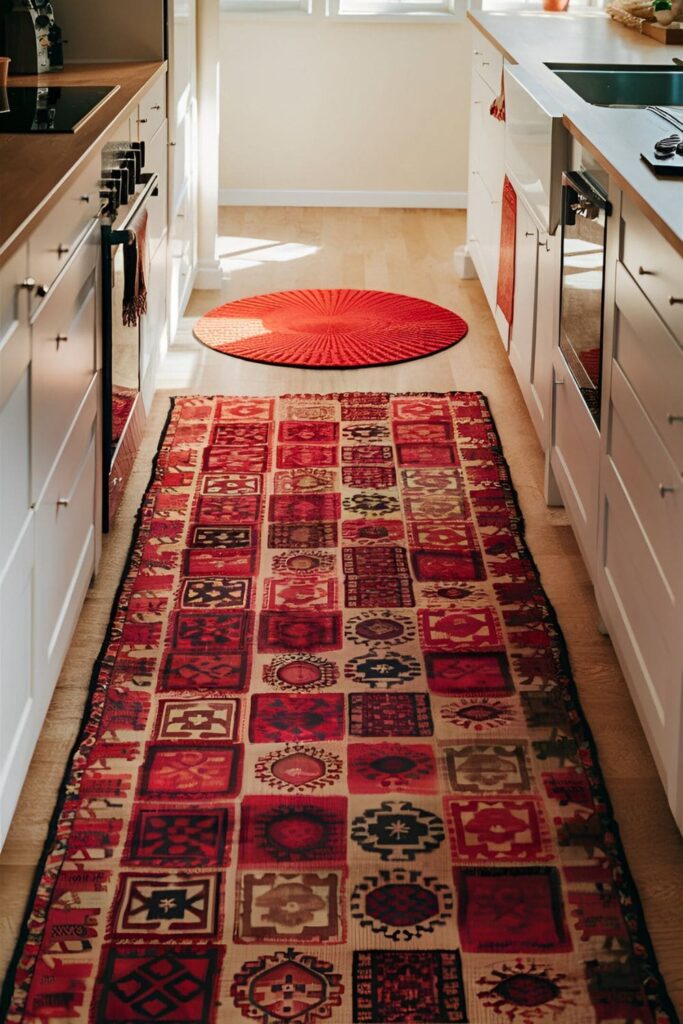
0,85,118,133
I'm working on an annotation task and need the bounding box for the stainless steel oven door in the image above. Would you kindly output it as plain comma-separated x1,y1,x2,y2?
559,171,610,427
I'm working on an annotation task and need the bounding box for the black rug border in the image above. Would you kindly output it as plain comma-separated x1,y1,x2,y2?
1,389,679,1024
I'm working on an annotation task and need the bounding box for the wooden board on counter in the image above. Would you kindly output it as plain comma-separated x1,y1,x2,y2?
642,19,683,43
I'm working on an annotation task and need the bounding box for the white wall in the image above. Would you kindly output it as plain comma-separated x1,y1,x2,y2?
219,7,472,206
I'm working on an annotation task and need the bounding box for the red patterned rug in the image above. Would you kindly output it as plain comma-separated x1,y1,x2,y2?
192,289,468,368
1,392,676,1024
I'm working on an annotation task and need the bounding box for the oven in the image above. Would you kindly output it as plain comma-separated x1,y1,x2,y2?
101,165,159,530
559,170,611,427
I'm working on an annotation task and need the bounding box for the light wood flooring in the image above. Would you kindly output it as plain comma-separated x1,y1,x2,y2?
1,207,682,1013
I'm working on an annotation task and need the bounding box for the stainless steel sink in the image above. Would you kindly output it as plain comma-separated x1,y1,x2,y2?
546,63,683,107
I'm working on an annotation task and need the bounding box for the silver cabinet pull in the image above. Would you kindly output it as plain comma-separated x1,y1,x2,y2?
56,498,70,508
57,244,70,256
669,296,683,305
21,277,35,290
80,194,91,203
638,266,655,276
667,413,683,424
151,104,161,111
138,117,149,124
538,238,550,251
55,334,68,349
658,484,676,498
525,231,535,238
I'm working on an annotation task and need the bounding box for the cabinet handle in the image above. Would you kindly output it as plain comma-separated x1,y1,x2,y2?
482,61,491,67
151,104,161,111
669,296,683,305
55,334,68,348
473,49,483,55
56,498,70,508
473,100,482,105
168,141,177,147
80,194,91,203
36,284,49,298
538,238,549,251
21,277,36,290
57,244,70,257
658,484,676,498
525,231,534,238
638,266,655,276
667,413,683,424
138,117,149,124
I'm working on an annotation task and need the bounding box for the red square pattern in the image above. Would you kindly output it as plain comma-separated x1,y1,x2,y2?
445,795,554,863
203,445,269,473
138,743,244,799
348,742,437,794
238,796,347,866
278,421,339,444
397,444,459,467
419,608,503,651
425,652,514,696
269,493,341,522
184,549,258,578
393,421,453,443
249,694,345,743
159,652,250,693
455,867,572,953
277,446,338,469
262,577,338,611
411,550,485,583
173,611,252,651
258,611,342,652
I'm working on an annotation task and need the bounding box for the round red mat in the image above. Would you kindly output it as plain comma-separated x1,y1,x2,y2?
192,288,468,368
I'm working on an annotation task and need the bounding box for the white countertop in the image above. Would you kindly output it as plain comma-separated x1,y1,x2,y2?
468,6,683,254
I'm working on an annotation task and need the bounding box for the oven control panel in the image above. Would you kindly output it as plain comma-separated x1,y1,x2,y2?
100,141,146,217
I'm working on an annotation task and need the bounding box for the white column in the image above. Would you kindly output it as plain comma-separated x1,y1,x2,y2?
195,0,222,289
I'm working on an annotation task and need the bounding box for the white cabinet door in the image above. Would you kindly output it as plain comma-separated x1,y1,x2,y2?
508,201,538,418
530,231,560,451
550,346,600,577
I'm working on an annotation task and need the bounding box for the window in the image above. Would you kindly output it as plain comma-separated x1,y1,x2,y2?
220,0,310,13
327,0,461,16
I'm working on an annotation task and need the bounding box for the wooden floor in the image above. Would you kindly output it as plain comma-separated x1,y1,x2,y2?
1,207,682,1012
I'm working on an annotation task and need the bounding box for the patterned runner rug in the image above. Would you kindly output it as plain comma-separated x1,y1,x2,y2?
1,392,676,1024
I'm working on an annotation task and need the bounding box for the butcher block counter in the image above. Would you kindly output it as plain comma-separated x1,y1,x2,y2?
0,61,166,269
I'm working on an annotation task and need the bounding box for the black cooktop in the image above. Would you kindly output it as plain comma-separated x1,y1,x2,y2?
0,85,117,133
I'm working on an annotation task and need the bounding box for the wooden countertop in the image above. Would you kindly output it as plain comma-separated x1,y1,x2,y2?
0,61,166,269
468,8,683,256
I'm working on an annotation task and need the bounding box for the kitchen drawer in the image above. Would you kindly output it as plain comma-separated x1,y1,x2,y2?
145,119,169,258
135,73,166,144
621,194,683,344
28,154,100,302
471,71,505,203
471,27,503,96
614,260,683,471
468,169,501,314
599,459,680,787
0,515,35,849
34,379,97,704
608,361,682,605
31,228,98,503
550,348,600,576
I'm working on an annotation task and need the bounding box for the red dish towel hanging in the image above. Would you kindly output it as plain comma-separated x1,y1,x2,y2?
496,176,517,327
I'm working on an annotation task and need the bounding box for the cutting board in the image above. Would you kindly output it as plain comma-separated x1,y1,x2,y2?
641,20,683,43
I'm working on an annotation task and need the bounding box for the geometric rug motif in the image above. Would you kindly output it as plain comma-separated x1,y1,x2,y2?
0,392,677,1024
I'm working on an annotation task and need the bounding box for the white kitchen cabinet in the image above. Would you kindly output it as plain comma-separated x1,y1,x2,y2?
508,203,539,413
530,231,560,450
168,0,198,339
466,25,505,334
596,251,683,829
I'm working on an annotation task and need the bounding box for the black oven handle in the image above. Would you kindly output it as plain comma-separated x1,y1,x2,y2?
100,169,158,531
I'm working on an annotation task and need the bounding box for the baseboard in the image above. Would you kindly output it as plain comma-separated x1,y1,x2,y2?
219,189,467,210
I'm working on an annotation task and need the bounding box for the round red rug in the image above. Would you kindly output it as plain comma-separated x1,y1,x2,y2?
192,288,468,368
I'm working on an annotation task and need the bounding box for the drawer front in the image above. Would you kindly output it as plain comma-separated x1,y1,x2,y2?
28,154,100,301
614,261,683,471
135,73,167,144
600,462,680,785
551,349,600,574
0,244,28,354
0,366,31,571
471,27,503,95
471,72,505,203
468,170,501,312
145,120,169,258
621,194,683,343
0,516,35,849
34,381,97,702
608,362,683,604
31,232,98,502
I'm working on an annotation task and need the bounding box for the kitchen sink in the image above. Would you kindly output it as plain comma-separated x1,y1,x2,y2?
546,63,683,107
